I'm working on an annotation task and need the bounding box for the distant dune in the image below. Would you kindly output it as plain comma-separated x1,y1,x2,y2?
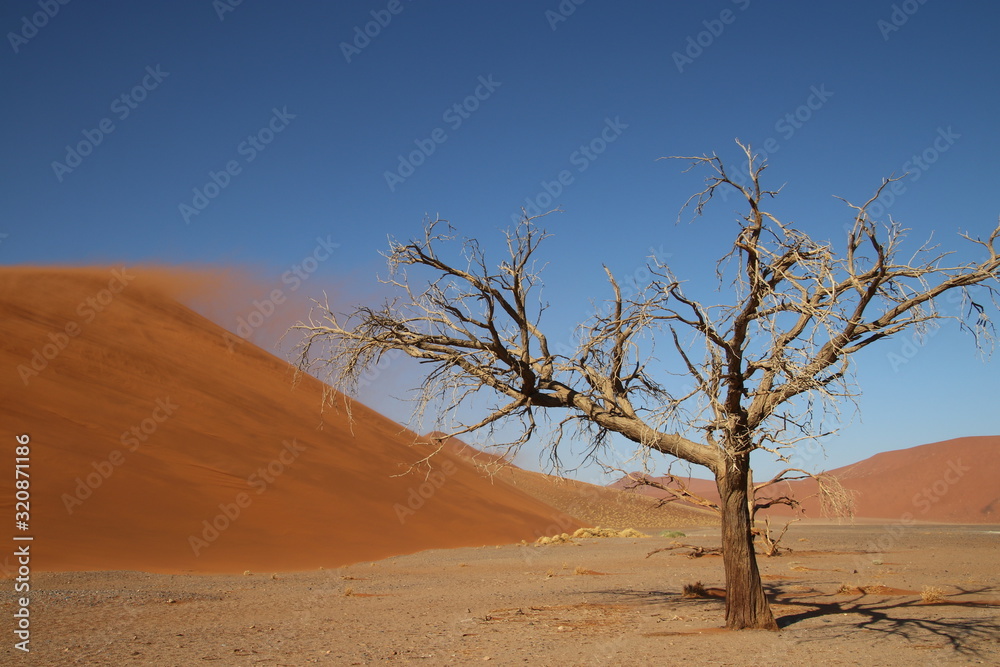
611,436,999,524
0,267,580,574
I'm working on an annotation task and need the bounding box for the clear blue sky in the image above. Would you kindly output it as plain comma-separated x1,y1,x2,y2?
3,0,997,482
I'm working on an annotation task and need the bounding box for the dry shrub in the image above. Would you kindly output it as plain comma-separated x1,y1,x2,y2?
343,587,354,597
537,527,649,545
921,585,945,603
836,583,858,595
570,527,649,539
682,581,708,598
861,584,887,595
617,528,648,538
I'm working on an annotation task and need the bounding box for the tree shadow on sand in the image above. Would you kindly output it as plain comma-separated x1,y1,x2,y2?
599,585,1000,659
772,585,1000,657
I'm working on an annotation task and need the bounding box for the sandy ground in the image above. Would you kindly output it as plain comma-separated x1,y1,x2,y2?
5,524,997,666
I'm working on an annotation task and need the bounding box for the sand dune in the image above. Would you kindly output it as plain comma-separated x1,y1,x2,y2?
0,267,580,574
432,433,720,529
611,436,999,524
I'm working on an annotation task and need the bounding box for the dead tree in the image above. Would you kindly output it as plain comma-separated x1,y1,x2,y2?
291,141,999,630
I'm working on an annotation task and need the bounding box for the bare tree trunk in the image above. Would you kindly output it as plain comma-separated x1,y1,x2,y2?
717,455,779,631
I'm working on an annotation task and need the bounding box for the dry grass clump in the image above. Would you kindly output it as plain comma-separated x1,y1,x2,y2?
343,587,355,597
616,528,648,538
921,585,945,603
861,584,888,595
837,583,893,596
573,526,648,539
534,527,649,545
682,581,708,598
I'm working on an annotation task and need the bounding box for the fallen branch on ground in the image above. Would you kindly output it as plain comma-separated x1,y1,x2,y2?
646,543,723,559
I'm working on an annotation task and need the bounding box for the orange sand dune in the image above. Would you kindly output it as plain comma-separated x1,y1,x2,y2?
426,430,517,471
811,436,999,522
429,433,719,528
0,267,579,574
612,436,999,524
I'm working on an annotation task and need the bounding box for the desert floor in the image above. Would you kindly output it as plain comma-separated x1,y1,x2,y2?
6,523,998,666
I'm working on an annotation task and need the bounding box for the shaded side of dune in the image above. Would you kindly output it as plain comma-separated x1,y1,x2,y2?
0,267,580,574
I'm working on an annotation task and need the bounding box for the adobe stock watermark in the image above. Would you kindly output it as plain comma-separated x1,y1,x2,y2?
540,244,674,388
188,438,306,556
61,397,179,515
877,0,930,41
353,318,434,390
720,84,834,201
7,0,72,54
178,106,296,224
851,457,969,571
509,116,628,223
672,0,751,73
545,0,586,31
840,126,960,229
548,243,671,359
17,267,135,386
393,459,458,524
340,0,413,63
618,244,673,300
384,75,502,192
223,235,340,350
213,0,244,22
884,288,965,372
51,65,170,182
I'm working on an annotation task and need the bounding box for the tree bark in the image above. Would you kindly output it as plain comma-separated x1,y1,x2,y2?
717,455,779,630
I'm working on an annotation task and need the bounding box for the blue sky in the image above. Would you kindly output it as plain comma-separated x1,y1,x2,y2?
3,0,998,482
